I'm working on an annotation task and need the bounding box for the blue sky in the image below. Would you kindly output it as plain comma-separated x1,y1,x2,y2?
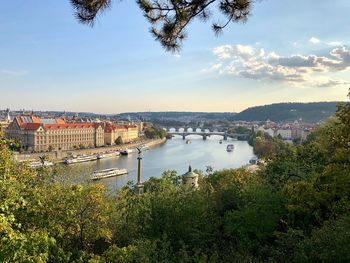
1,0,350,113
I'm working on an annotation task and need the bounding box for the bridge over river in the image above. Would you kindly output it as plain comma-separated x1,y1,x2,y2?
166,131,250,140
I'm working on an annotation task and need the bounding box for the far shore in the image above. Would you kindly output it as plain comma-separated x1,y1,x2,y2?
15,138,167,163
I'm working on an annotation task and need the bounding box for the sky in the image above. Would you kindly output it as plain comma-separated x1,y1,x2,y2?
1,0,350,113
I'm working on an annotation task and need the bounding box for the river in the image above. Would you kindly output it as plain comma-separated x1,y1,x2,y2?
56,135,256,192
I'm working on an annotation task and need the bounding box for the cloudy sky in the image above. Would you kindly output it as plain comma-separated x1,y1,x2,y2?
1,0,349,113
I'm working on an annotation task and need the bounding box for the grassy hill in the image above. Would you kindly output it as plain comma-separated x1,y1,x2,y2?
232,102,340,122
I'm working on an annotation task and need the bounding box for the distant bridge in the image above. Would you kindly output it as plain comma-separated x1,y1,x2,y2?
166,131,250,140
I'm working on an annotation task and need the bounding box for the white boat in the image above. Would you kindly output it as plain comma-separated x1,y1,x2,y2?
226,144,234,152
97,151,120,159
28,161,54,169
64,155,97,164
120,149,134,156
186,139,192,144
91,167,128,180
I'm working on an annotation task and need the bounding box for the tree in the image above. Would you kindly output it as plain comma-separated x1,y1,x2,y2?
70,0,254,51
115,136,123,145
144,125,167,139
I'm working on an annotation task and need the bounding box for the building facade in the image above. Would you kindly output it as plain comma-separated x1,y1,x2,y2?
104,123,139,145
5,115,104,152
276,129,292,140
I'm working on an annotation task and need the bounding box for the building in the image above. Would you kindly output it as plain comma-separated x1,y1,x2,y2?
5,115,104,152
0,109,11,130
276,129,292,140
104,123,139,145
182,165,199,189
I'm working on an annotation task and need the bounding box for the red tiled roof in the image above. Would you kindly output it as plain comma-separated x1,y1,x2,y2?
104,124,128,133
44,123,95,130
23,123,41,130
13,115,102,131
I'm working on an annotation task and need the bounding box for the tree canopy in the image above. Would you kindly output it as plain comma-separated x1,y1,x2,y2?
70,0,254,51
1,94,350,261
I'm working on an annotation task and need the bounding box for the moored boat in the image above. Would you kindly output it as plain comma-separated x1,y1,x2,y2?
28,160,54,169
91,167,128,180
97,151,120,159
120,149,134,156
64,155,97,164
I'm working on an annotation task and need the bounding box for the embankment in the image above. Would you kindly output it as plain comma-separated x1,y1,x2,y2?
15,138,166,162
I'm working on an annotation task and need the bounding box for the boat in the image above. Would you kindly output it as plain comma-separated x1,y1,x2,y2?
64,155,97,164
97,151,120,159
120,149,134,156
28,160,54,169
226,144,234,152
219,140,223,144
249,157,258,164
186,139,192,144
91,167,128,180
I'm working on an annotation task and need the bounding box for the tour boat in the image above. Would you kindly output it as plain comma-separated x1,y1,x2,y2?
120,149,134,156
28,161,54,169
226,144,234,152
97,151,120,159
186,139,192,144
64,155,97,164
91,167,128,180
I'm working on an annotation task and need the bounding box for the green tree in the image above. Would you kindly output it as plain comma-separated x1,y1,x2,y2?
115,136,123,145
70,0,253,51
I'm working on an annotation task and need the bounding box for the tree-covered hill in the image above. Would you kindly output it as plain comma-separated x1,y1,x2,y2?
232,102,340,122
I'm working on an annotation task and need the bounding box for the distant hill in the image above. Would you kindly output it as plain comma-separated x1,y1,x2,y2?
232,102,340,123
118,111,236,121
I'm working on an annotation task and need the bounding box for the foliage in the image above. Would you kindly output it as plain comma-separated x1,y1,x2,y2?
232,101,339,122
70,0,253,51
0,98,350,261
144,125,167,139
115,136,123,145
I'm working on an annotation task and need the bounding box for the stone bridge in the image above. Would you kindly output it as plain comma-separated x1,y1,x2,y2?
167,131,250,140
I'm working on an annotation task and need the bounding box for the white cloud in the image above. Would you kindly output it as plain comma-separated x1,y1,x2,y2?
327,41,342,46
308,37,342,46
309,37,321,44
201,63,222,72
209,44,350,88
1,69,28,76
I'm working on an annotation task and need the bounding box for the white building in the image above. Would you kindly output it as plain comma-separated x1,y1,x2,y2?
276,129,292,140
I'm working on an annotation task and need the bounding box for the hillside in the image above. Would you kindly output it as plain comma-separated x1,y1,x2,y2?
232,102,340,123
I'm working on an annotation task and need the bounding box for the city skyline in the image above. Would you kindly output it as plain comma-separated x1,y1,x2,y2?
1,0,350,113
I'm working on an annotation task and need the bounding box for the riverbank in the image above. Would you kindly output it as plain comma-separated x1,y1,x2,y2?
15,138,166,162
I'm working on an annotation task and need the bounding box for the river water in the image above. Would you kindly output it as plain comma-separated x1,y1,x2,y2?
57,135,255,191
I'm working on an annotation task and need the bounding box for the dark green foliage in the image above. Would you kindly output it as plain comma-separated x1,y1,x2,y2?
115,136,123,145
144,125,167,139
70,0,253,51
232,102,339,122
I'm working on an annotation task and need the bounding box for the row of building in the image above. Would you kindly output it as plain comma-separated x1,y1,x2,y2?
256,126,312,141
4,115,141,152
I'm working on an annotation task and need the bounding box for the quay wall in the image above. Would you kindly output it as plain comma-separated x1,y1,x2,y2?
15,138,166,162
